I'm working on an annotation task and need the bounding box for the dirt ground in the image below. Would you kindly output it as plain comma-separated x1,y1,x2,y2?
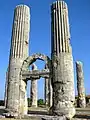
0,107,90,120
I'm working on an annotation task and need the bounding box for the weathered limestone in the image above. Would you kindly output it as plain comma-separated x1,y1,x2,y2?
45,77,49,106
6,5,30,115
4,68,8,107
51,1,75,119
44,64,53,107
5,0,76,118
44,64,49,106
76,61,86,108
21,53,50,71
48,78,53,107
30,64,38,107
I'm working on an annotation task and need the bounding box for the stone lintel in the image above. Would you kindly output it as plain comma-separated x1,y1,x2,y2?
22,69,50,80
22,75,49,80
22,69,50,75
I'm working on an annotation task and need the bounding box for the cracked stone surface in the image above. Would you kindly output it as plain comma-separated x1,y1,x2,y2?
6,4,30,115
51,1,75,119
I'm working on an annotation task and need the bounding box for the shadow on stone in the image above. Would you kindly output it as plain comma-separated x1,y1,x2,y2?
74,115,90,119
0,108,8,115
28,110,48,115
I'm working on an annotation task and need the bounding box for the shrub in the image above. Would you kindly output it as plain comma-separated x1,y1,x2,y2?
27,98,32,107
38,99,45,106
0,100,4,106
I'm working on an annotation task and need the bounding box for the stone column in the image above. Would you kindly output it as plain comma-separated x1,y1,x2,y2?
76,61,86,108
45,77,53,107
51,1,75,119
44,64,49,106
48,78,53,107
44,77,49,106
30,64,37,107
6,5,30,115
4,68,8,107
44,64,53,107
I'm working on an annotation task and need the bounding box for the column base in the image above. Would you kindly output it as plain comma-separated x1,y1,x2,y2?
49,106,75,120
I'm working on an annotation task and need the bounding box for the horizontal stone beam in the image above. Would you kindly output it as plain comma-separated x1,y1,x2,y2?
22,69,50,80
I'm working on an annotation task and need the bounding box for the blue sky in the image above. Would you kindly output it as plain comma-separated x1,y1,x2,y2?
0,0,90,100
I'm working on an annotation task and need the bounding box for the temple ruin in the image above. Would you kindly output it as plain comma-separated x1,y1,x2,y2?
4,0,87,119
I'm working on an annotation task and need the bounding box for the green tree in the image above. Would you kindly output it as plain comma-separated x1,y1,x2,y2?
27,98,32,107
38,99,45,106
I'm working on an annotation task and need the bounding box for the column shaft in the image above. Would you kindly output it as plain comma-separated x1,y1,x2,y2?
48,78,53,107
6,5,30,115
30,64,37,107
51,1,75,119
45,78,49,106
76,61,86,108
4,69,8,107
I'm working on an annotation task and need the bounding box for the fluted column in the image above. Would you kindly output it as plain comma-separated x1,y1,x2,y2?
51,1,75,119
51,0,71,56
10,5,30,59
30,64,37,107
76,61,86,108
6,5,30,115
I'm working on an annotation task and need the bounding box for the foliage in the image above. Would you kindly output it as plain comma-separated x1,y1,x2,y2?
27,98,32,107
37,99,45,106
27,98,45,107
0,100,4,106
